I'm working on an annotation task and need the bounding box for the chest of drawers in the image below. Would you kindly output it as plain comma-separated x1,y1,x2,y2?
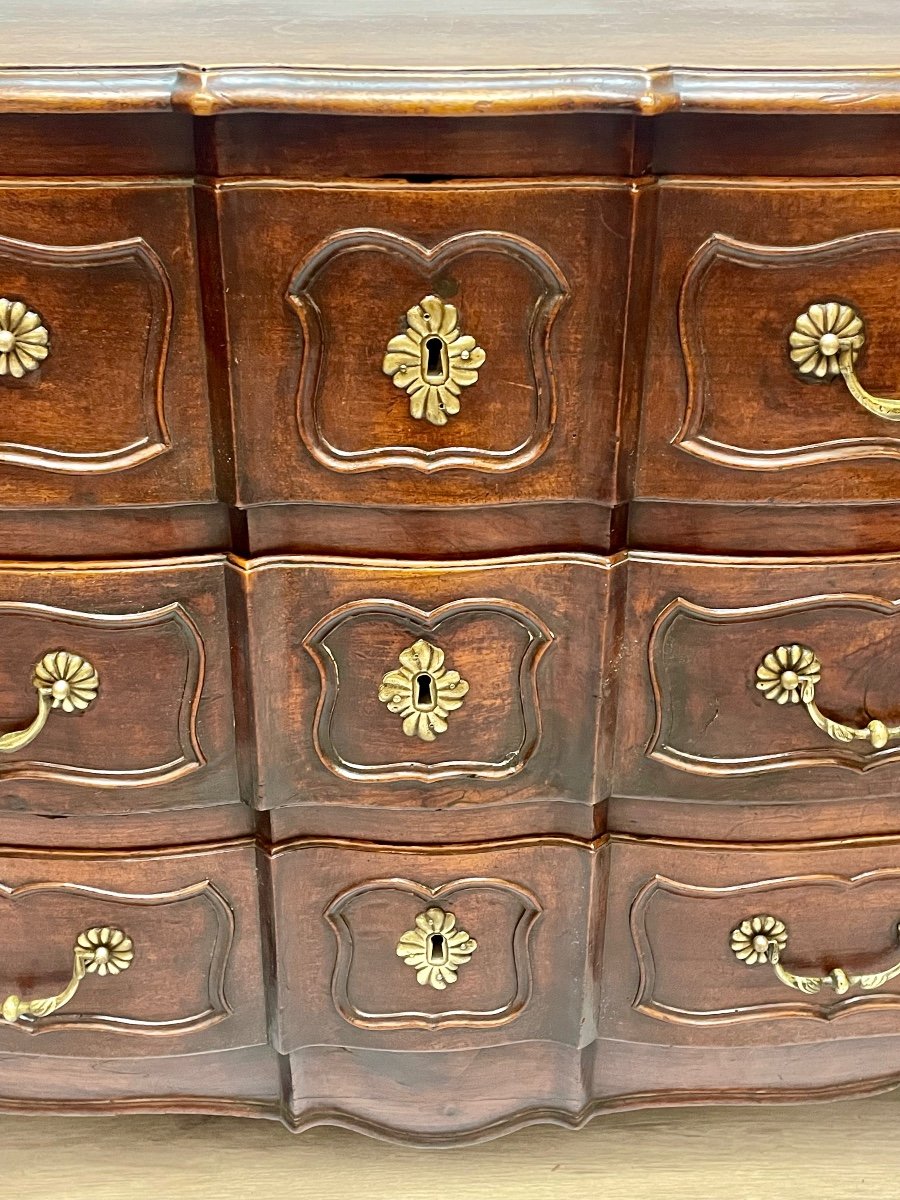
4,0,900,1146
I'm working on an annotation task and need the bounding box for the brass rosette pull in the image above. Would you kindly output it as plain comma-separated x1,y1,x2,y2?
789,301,900,420
0,298,50,378
755,643,899,750
731,914,900,996
0,651,99,754
2,926,134,1024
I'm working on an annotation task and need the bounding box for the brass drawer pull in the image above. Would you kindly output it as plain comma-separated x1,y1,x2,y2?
2,925,134,1024
378,638,469,742
755,643,898,750
0,651,99,754
731,914,900,995
789,301,900,421
396,906,477,990
382,294,486,427
0,298,50,379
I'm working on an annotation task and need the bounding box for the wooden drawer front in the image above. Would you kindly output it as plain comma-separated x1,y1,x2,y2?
0,843,266,1057
0,558,240,814
638,182,900,505
0,183,213,508
616,553,900,807
242,555,612,812
216,181,631,507
602,838,900,1048
270,840,595,1052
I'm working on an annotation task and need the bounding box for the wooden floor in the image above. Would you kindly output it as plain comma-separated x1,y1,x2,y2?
3,1094,900,1198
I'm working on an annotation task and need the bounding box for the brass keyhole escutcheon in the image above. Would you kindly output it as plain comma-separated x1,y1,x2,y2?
396,907,477,990
382,295,486,426
378,639,469,742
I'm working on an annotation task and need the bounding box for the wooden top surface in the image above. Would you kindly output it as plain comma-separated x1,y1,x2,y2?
4,0,900,115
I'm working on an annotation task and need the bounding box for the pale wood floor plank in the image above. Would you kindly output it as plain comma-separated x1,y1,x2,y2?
2,1095,900,1199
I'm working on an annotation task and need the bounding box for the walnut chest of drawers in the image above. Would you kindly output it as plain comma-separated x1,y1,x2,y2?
4,0,900,1146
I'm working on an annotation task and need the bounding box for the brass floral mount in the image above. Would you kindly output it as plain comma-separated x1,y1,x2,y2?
382,294,486,426
789,301,900,421
731,914,900,996
378,638,469,742
396,906,477,990
2,926,134,1024
0,651,100,754
0,297,49,379
755,643,899,750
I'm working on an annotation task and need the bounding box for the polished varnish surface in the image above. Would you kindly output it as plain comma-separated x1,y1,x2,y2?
3,0,900,1146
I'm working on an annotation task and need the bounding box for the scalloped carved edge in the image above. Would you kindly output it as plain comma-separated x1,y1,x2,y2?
303,596,554,783
0,599,206,787
325,876,542,1030
676,230,900,470
0,877,234,1037
647,592,900,777
1,1068,899,1147
0,234,172,474
286,228,568,473
7,65,900,117
631,868,900,1026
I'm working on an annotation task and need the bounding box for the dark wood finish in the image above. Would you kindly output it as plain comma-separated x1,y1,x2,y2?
269,837,598,1053
602,838,900,1047
0,840,267,1056
0,182,214,509
201,114,640,180
637,180,900,507
7,10,900,1145
215,180,632,511
0,557,241,815
614,552,900,812
238,554,613,814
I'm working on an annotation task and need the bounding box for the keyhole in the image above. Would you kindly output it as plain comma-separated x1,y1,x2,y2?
427,933,449,965
421,335,449,385
415,672,435,710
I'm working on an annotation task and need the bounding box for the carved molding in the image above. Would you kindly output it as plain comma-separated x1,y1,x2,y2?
303,596,554,782
0,877,234,1037
676,230,900,470
631,869,900,1026
0,600,206,788
325,876,541,1030
286,227,568,473
647,592,900,776
0,234,172,474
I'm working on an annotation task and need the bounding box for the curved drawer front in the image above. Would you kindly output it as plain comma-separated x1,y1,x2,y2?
0,558,240,814
638,182,900,505
0,843,266,1057
603,838,900,1049
0,183,213,508
616,553,900,807
269,840,594,1052
216,181,631,508
241,555,612,812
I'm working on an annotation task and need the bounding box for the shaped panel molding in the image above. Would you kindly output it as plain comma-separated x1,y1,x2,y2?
286,228,568,473
0,877,234,1038
677,230,900,470
0,234,172,474
631,868,900,1027
325,876,542,1030
0,600,206,789
303,596,554,783
647,592,900,777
